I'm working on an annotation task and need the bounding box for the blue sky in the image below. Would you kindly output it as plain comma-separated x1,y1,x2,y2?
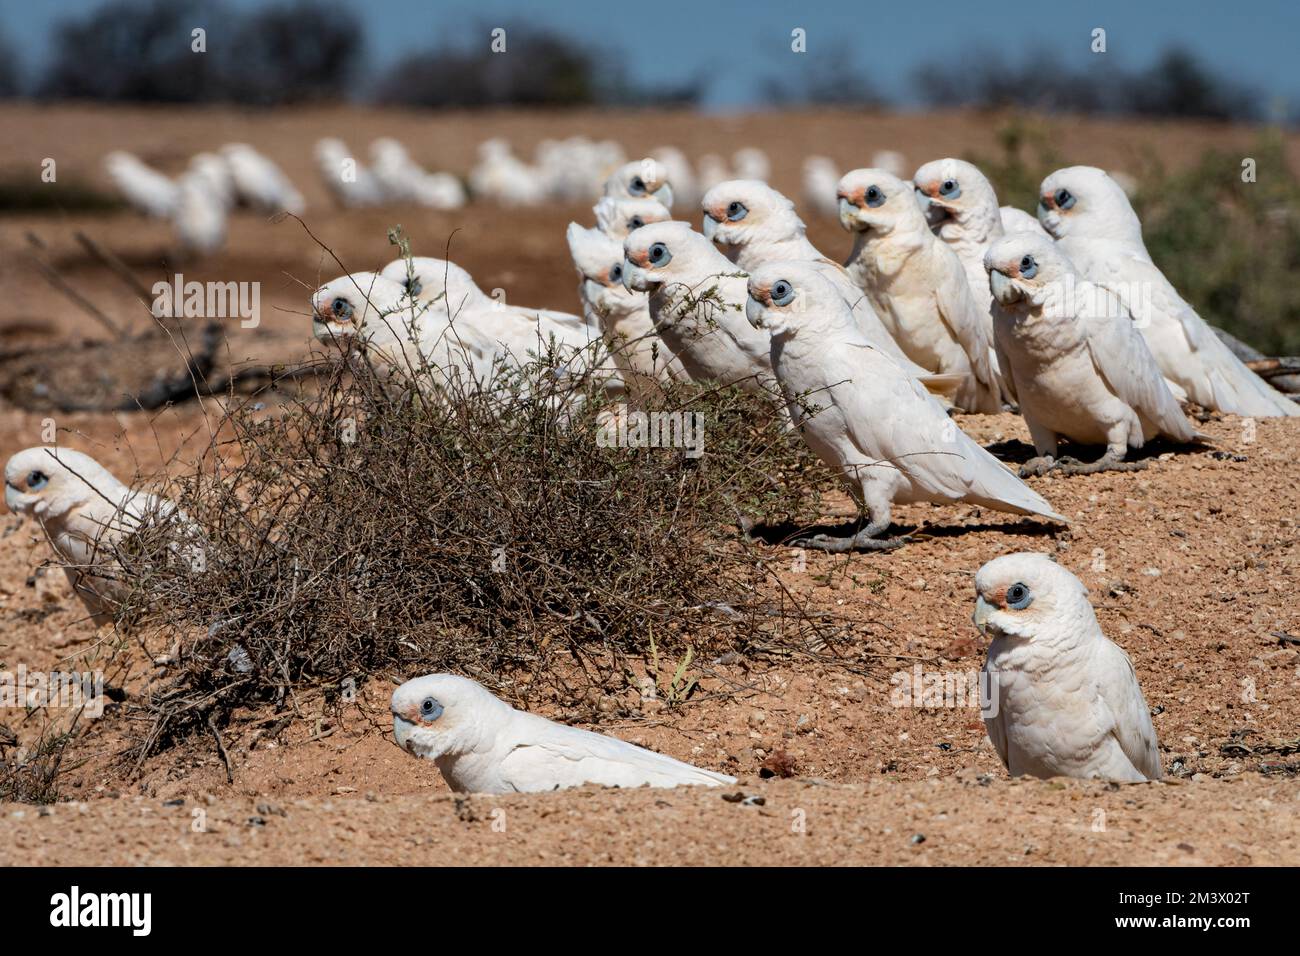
4,0,1298,109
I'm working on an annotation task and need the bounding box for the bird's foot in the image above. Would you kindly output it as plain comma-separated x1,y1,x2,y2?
792,531,910,553
1052,455,1147,476
1019,455,1057,478
851,531,911,552
791,533,856,554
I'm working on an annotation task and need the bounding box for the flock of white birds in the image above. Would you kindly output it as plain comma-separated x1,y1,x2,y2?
18,140,1294,795
102,135,906,257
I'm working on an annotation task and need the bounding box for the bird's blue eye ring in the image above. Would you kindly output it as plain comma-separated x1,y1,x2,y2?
1054,188,1075,210
420,697,443,721
727,201,748,221
940,179,960,198
865,185,885,207
1006,583,1032,609
1019,256,1038,280
27,470,48,490
406,278,422,297
771,280,795,306
628,216,644,229
648,242,671,265
332,296,353,319
630,176,646,195
609,263,623,283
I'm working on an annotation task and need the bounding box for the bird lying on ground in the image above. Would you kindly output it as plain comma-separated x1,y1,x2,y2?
392,673,736,793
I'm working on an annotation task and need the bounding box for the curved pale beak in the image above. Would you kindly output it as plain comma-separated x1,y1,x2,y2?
916,188,949,226
392,714,416,754
989,270,1022,305
622,259,650,292
745,295,766,330
838,197,866,232
973,595,993,635
652,183,674,208
701,214,720,242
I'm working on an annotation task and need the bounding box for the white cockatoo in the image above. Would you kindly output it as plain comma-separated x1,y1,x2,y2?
695,153,732,194
650,146,698,208
999,205,1050,237
870,150,906,178
314,137,384,207
838,169,1003,413
368,138,465,209
380,256,598,352
913,158,1009,314
732,147,770,182
187,151,235,209
103,151,178,218
391,674,736,794
1038,166,1298,417
602,158,675,208
410,171,467,210
985,233,1200,476
377,258,619,404
745,263,1066,551
700,179,955,391
171,170,228,258
801,155,841,218
592,196,672,240
220,143,305,215
311,271,493,387
534,136,625,202
4,448,189,627
566,223,686,393
974,553,1162,782
469,138,545,206
621,221,775,395
369,137,421,199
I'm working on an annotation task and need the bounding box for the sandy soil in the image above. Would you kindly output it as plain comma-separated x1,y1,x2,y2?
0,105,1297,866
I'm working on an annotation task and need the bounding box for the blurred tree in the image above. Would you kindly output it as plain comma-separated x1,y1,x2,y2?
375,24,597,108
219,1,363,105
38,0,361,104
1126,48,1257,120
40,0,222,102
762,40,882,107
0,27,22,97
913,46,1261,122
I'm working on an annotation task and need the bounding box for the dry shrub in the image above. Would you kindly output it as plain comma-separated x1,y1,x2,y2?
120,338,826,756
0,719,80,804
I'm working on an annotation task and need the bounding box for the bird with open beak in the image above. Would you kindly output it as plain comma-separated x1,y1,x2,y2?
912,158,1010,309
701,178,958,397
838,168,1003,414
